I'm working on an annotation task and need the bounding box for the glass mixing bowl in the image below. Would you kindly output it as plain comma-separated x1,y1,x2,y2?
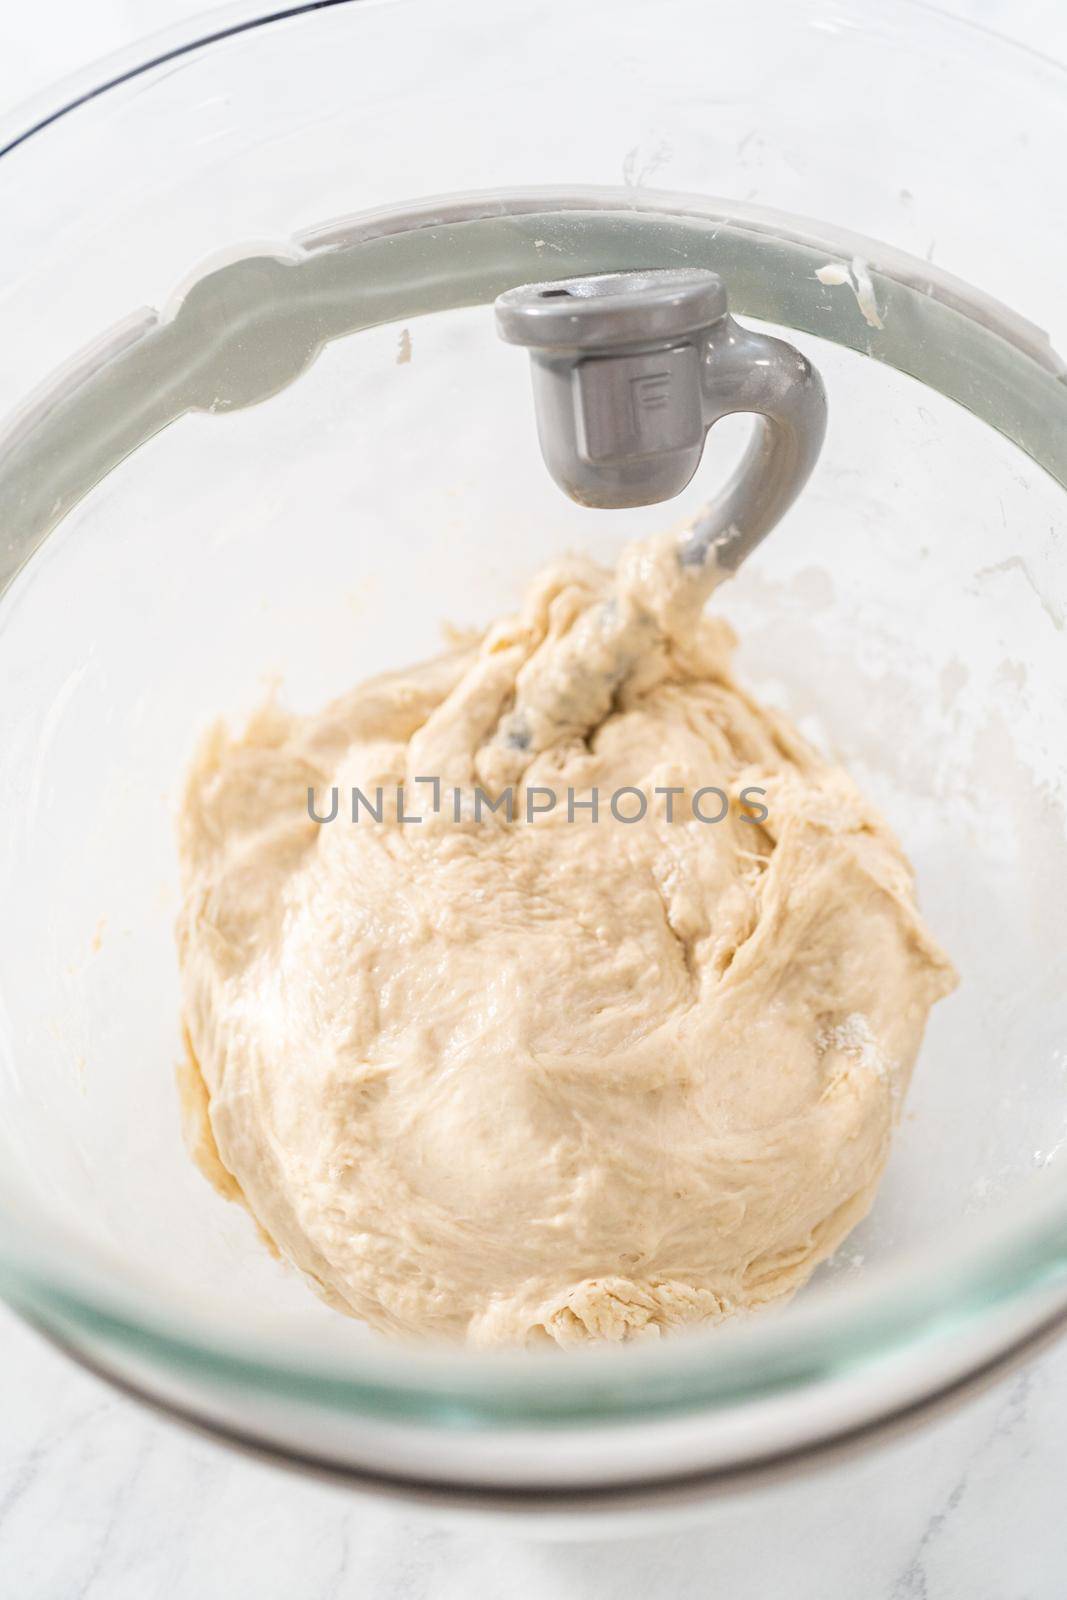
1,0,1066,1522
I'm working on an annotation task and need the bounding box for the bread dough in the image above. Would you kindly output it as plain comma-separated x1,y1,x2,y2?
176,531,956,1346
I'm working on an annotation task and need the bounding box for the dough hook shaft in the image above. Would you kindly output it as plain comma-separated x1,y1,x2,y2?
495,268,827,570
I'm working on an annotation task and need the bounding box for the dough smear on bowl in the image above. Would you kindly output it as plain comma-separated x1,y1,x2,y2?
176,530,956,1348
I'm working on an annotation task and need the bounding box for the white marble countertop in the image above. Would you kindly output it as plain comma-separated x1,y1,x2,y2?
4,1299,1067,1598
2,3,1067,1596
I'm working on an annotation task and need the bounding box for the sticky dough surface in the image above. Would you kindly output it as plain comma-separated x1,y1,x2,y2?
177,532,956,1347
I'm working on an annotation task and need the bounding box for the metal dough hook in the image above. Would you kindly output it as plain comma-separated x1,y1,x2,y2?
494,267,827,573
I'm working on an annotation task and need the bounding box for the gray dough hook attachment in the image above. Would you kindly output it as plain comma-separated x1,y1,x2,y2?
494,268,826,573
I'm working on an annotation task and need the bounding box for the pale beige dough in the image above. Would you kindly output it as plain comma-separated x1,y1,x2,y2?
176,531,956,1347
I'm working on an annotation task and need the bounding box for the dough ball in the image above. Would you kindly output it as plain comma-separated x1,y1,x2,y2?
177,549,955,1345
